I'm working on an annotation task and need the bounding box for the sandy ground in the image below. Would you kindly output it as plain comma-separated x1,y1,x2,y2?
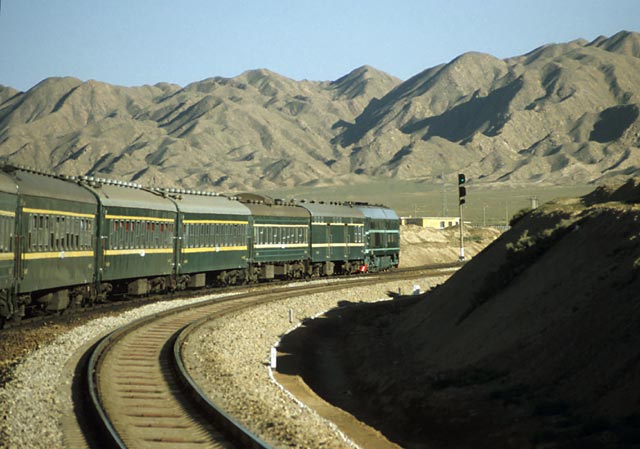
399,224,501,268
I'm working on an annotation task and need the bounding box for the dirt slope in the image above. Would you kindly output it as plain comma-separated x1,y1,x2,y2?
400,224,501,267
299,181,640,449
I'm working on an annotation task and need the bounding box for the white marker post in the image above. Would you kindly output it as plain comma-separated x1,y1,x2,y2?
270,346,277,369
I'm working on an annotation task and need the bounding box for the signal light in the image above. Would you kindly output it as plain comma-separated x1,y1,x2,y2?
458,173,466,205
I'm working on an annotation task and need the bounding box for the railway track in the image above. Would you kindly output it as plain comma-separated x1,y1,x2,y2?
3,262,461,330
80,264,458,448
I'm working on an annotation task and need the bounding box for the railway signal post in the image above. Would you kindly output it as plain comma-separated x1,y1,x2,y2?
458,173,466,261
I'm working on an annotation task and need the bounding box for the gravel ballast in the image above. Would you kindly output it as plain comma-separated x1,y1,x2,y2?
0,275,449,449
182,276,449,448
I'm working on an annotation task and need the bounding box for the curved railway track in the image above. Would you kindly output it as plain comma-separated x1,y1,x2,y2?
81,264,458,449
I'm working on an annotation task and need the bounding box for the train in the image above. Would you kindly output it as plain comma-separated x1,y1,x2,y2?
0,163,400,324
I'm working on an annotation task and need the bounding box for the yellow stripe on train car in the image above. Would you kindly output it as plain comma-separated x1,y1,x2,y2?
183,219,248,225
104,248,173,256
182,246,248,254
23,208,94,219
254,243,309,249
311,243,365,248
253,224,308,228
23,250,94,260
105,215,175,223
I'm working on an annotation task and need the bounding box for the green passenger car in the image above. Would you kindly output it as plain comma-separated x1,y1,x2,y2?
10,169,98,312
238,194,311,280
81,180,178,295
169,190,252,286
353,203,400,272
297,201,366,275
0,169,18,319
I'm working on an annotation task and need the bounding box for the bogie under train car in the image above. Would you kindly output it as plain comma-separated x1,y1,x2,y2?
0,164,400,324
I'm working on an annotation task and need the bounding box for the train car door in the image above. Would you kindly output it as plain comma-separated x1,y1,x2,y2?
0,174,19,320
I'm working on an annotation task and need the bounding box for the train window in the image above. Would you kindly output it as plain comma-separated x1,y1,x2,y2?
40,215,46,250
29,216,36,251
121,220,126,249
155,221,161,247
1,218,6,252
0,216,9,252
82,220,86,249
115,220,121,249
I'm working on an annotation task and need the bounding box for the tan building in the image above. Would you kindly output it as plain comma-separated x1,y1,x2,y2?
401,217,460,229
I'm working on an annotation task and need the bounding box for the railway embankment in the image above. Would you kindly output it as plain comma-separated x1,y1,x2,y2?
291,179,640,449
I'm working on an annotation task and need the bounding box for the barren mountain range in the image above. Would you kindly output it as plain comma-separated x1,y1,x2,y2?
1,31,639,191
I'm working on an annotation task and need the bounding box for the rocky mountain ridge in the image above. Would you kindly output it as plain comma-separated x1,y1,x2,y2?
1,31,639,191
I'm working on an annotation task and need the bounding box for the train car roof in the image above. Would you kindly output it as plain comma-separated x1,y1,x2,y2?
353,204,399,220
170,193,252,216
236,193,310,218
296,201,365,220
9,169,97,205
241,201,310,218
86,183,176,212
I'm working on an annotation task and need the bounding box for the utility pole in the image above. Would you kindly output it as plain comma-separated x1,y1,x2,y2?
441,170,446,217
457,173,466,261
505,202,510,226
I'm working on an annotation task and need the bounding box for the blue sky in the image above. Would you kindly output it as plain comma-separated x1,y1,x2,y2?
1,0,638,91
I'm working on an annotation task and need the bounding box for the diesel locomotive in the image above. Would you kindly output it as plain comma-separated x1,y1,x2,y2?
0,164,400,324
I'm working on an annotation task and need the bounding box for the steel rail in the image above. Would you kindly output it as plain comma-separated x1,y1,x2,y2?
82,263,457,448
